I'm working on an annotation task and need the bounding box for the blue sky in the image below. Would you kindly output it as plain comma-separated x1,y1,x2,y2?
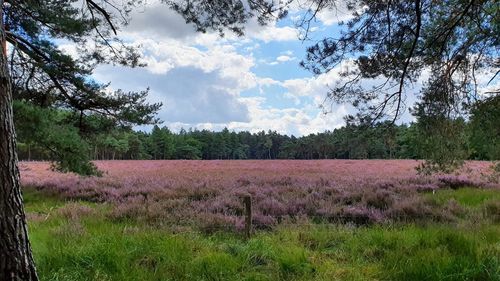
86,1,413,136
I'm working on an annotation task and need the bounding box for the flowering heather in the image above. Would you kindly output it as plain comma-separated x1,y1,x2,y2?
20,160,499,230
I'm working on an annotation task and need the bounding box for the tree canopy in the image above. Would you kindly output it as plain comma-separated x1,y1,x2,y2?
6,0,161,174
302,0,499,121
15,103,498,164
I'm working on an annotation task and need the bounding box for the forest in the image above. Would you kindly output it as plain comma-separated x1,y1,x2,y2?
15,95,499,163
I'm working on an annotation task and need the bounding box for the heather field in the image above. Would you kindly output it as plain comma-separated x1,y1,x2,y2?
21,160,500,280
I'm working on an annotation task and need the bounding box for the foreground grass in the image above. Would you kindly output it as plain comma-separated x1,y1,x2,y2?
25,188,500,281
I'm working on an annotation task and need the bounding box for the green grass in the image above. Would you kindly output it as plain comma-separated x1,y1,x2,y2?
426,187,500,207
25,188,500,281
23,189,66,213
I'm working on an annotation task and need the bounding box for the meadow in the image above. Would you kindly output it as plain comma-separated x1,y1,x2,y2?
21,160,500,280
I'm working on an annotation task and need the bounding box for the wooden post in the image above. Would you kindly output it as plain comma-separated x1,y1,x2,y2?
243,195,252,239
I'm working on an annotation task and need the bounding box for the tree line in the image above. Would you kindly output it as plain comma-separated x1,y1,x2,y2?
15,96,499,163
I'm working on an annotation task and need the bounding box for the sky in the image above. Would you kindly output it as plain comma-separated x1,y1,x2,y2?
91,1,406,136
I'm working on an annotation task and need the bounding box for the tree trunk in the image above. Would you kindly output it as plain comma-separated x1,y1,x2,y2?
0,3,39,279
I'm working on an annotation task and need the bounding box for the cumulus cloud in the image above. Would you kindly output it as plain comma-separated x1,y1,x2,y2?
263,54,297,66
95,65,251,124
226,97,347,136
244,17,300,42
125,4,198,41
276,55,294,62
134,40,259,93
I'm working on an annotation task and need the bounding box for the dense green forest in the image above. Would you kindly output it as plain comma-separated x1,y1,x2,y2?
15,96,499,163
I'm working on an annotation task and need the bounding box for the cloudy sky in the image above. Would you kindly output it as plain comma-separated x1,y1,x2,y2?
91,1,402,136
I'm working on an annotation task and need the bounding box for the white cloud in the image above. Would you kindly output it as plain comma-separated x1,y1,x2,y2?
132,39,260,94
141,56,174,75
224,97,347,136
283,92,301,105
125,4,197,40
245,43,261,52
263,54,297,66
276,55,294,62
316,8,353,26
245,19,299,43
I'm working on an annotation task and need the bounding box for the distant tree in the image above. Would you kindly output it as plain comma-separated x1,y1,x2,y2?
413,114,470,174
150,125,166,159
395,124,420,159
161,127,177,159
279,139,298,159
14,101,99,175
126,133,146,160
469,95,500,160
176,137,202,159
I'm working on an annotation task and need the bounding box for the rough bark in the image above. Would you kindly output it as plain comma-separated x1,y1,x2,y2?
0,1,40,279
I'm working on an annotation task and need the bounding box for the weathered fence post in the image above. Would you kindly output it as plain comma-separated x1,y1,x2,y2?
243,195,252,239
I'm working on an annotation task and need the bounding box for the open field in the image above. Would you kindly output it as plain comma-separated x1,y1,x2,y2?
21,160,500,280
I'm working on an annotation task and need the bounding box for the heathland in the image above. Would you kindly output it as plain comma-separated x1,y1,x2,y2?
22,160,499,281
